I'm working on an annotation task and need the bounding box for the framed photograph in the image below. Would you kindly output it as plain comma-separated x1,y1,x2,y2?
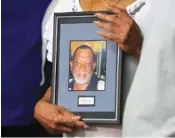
51,11,122,124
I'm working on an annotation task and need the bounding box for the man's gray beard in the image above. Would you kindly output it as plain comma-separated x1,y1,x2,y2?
73,72,93,85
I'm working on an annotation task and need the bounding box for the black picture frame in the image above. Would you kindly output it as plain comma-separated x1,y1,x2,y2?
51,11,122,125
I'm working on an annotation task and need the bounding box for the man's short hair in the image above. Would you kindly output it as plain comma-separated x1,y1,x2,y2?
72,45,95,61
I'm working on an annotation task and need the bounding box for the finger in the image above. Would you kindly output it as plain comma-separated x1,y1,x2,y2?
57,106,81,120
41,118,74,134
117,5,127,11
95,13,117,24
55,106,89,128
58,111,89,128
38,120,62,134
62,116,88,129
62,111,89,128
55,125,73,133
62,110,81,121
94,21,119,33
105,4,127,16
94,21,112,32
73,120,89,128
95,13,125,27
98,31,122,43
55,113,81,127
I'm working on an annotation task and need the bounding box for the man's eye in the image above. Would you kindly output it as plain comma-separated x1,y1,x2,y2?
85,63,92,67
74,62,92,67
74,62,80,65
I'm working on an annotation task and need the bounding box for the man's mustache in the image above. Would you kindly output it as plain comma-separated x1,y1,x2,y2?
74,72,89,77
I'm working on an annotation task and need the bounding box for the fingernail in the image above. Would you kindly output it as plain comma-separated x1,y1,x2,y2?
95,13,101,16
74,116,81,119
97,31,102,35
84,125,89,129
94,21,100,25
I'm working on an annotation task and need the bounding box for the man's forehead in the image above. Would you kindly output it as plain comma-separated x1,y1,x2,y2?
74,49,93,59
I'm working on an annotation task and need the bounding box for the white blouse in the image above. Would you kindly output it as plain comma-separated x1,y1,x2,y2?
41,0,152,137
123,0,175,136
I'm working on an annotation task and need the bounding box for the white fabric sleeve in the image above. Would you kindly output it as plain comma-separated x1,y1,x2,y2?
43,0,74,62
43,1,60,62
40,0,59,85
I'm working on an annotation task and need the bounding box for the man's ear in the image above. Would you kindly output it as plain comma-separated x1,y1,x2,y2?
70,61,73,71
93,62,96,70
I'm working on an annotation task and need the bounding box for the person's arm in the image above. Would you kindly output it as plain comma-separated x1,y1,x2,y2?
41,86,51,103
35,59,89,133
34,87,89,134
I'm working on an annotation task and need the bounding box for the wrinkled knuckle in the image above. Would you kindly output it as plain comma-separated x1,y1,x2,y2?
56,115,62,122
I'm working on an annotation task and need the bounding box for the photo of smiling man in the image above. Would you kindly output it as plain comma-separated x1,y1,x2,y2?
68,41,106,91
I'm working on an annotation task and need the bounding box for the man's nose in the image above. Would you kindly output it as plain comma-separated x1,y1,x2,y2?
79,64,86,71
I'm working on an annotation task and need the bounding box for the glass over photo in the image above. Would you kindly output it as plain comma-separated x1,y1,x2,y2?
68,40,107,91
